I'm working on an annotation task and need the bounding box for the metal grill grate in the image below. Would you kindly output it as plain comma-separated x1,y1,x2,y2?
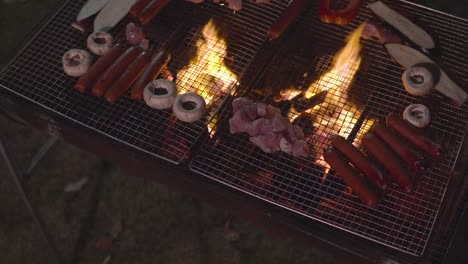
0,0,289,164
190,0,468,257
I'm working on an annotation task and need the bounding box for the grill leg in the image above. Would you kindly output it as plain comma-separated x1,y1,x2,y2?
24,136,58,180
0,133,65,264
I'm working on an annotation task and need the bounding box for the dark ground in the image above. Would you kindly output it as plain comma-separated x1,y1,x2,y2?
1,1,468,264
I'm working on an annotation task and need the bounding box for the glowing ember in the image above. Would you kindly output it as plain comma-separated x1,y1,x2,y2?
176,19,238,106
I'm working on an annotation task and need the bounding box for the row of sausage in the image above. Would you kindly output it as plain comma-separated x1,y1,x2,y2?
324,113,445,208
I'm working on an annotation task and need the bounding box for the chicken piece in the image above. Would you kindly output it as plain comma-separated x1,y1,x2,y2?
248,114,287,136
249,131,282,153
256,102,280,118
232,97,253,113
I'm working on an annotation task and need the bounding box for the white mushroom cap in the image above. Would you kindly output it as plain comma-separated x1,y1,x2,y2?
403,104,431,128
402,65,436,96
87,31,113,56
173,93,206,122
143,79,177,110
62,49,92,77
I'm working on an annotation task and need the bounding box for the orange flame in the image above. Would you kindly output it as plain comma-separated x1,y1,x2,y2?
176,19,238,106
293,25,375,180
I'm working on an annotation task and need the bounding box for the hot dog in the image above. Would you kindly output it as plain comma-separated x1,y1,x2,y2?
138,0,172,25
130,0,153,17
330,135,387,190
75,43,125,93
386,113,445,160
266,0,308,40
362,133,414,193
104,50,152,103
91,46,141,97
323,147,380,208
130,50,171,100
372,124,427,173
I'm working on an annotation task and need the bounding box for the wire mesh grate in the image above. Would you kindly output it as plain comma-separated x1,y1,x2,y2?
0,0,290,164
190,0,468,257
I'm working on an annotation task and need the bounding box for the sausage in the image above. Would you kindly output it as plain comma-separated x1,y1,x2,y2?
129,0,153,17
104,50,152,103
266,0,308,40
362,133,414,193
75,43,125,93
372,124,428,173
323,147,380,208
91,46,141,97
138,0,172,25
330,135,387,190
130,50,171,100
386,113,445,160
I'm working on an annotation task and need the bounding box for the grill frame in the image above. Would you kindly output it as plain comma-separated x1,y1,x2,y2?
0,0,466,260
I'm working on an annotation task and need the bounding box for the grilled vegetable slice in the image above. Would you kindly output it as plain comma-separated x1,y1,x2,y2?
368,1,435,50
94,0,138,32
77,0,110,21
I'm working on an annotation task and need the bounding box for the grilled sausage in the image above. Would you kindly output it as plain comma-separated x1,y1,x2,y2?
330,135,387,190
372,124,428,173
75,44,125,93
91,46,141,97
130,0,153,17
130,51,171,100
323,147,380,208
104,50,152,103
386,113,445,160
138,0,172,25
267,0,308,40
362,133,414,193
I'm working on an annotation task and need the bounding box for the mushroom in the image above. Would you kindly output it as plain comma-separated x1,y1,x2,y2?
403,104,431,128
143,79,177,110
173,93,206,122
401,63,439,96
87,31,113,55
62,49,92,77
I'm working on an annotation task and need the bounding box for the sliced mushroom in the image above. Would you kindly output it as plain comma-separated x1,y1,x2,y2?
173,93,206,122
143,79,177,110
87,31,113,55
403,104,431,128
401,63,439,96
62,49,92,77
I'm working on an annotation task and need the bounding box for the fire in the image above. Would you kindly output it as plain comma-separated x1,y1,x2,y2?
290,25,375,180
304,25,363,100
176,19,238,106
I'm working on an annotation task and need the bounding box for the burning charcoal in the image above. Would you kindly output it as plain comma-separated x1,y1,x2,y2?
292,90,328,113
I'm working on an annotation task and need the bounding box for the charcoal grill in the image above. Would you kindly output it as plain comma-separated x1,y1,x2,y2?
1,0,468,263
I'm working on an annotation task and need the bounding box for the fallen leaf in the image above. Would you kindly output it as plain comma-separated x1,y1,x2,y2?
64,177,89,193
